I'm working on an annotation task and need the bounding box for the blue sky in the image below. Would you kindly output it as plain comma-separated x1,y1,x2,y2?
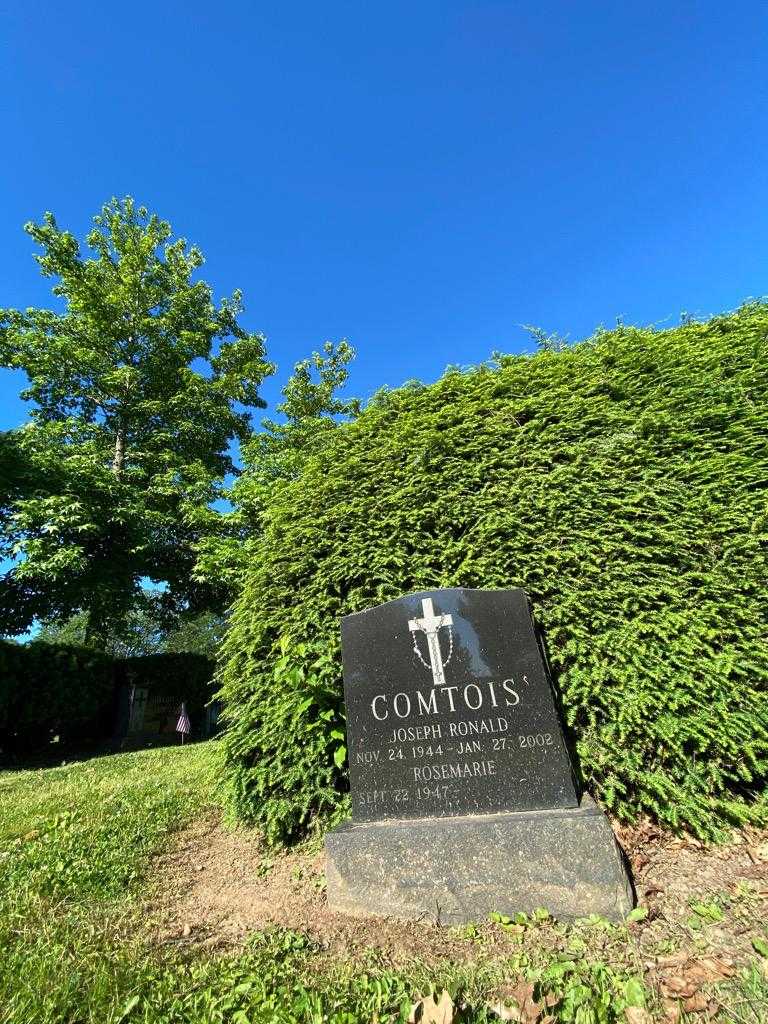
1,1,767,434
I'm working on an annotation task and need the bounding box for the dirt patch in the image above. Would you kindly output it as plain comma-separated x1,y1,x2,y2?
615,819,768,964
145,810,521,962
145,810,768,970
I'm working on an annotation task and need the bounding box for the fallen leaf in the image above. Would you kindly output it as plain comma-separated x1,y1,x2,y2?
511,981,536,1007
694,957,736,980
493,980,548,1023
681,963,709,987
625,1009,652,1024
682,992,708,1013
659,976,697,999
409,991,454,1024
513,980,545,1023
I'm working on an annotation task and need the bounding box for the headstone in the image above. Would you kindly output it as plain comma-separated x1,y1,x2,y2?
342,588,578,822
325,588,633,923
127,686,148,734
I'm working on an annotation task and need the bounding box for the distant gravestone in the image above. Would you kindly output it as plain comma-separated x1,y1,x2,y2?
325,588,633,923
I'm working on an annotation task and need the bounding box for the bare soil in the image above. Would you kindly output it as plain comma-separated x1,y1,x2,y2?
144,809,768,977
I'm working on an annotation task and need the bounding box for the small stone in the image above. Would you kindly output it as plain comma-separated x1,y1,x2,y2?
181,923,192,937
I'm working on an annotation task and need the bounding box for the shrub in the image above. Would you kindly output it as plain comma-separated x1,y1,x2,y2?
0,640,114,755
0,644,215,757
218,304,768,842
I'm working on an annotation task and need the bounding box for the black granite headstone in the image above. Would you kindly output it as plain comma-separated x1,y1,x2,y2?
341,587,579,823
327,587,633,922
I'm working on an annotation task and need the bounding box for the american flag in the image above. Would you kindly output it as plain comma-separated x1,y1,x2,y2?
176,702,191,742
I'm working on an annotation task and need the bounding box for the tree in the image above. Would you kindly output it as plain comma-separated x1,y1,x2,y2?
194,339,359,593
163,610,226,658
0,430,44,633
36,602,164,657
37,597,225,658
0,198,273,641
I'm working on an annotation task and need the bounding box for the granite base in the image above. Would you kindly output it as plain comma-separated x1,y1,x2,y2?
325,795,633,924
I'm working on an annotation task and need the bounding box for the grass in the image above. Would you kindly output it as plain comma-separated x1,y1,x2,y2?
0,744,766,1024
0,745,215,1023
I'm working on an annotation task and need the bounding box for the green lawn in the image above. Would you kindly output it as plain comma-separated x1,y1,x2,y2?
0,744,764,1024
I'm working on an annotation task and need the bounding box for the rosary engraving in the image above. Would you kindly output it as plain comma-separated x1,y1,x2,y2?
408,598,454,686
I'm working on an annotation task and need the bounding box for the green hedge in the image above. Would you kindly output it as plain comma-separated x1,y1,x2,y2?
0,640,115,754
0,643,215,757
218,303,768,843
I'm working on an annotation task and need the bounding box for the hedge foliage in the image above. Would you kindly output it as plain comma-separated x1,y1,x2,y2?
218,304,768,842
0,640,114,754
0,641,215,756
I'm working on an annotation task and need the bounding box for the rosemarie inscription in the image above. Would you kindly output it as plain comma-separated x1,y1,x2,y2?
325,588,634,924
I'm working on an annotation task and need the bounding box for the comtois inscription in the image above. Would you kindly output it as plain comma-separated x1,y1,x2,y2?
370,677,522,720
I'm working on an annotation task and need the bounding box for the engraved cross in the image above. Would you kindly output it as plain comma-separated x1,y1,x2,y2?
408,598,453,687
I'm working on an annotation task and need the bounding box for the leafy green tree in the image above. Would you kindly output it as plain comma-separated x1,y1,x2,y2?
0,430,44,633
36,602,164,657
0,198,273,641
194,340,359,593
163,610,226,658
0,431,31,543
0,431,25,503
35,612,92,649
37,597,224,658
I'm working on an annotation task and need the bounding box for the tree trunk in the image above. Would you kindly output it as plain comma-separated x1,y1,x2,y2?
112,427,125,476
84,604,109,650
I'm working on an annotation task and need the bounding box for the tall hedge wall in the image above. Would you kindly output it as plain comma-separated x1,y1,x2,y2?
0,640,115,754
0,642,215,757
218,305,768,842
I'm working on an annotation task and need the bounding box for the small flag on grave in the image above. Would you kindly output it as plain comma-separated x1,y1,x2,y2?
176,702,191,744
